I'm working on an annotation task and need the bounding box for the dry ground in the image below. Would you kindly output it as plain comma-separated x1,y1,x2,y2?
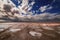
0,22,60,40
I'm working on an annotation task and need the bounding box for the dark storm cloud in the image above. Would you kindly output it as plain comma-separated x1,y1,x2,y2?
3,4,12,12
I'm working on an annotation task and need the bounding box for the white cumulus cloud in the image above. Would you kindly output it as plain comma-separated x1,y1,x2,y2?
39,5,53,12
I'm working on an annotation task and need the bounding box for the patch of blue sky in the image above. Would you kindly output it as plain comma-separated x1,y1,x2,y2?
11,0,22,7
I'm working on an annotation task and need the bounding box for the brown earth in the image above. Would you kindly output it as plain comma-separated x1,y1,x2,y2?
0,22,60,40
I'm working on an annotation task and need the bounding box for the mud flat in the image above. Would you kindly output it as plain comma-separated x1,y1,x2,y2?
0,22,60,40
0,22,60,29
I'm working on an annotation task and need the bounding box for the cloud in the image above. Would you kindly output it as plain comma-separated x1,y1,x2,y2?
0,0,60,22
28,2,35,11
3,4,12,12
18,0,29,14
21,0,28,6
15,13,60,22
18,0,35,15
39,6,48,12
39,5,53,12
0,0,15,7
32,13,60,20
0,0,34,15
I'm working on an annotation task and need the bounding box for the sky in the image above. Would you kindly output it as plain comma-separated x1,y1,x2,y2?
0,0,60,22
11,0,60,14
